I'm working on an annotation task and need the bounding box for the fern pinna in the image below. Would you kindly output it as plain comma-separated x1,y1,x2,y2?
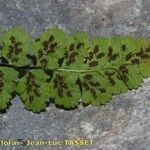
0,27,149,113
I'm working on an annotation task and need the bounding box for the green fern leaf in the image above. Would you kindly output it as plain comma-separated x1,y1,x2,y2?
32,28,67,69
16,70,51,113
0,27,32,66
0,27,149,113
48,72,81,109
0,67,18,110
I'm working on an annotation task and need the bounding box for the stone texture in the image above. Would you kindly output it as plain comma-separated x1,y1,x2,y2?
0,0,150,150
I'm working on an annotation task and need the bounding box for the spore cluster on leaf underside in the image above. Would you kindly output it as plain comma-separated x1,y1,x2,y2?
0,27,149,113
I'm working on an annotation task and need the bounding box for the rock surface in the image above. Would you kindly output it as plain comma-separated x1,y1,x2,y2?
0,0,150,149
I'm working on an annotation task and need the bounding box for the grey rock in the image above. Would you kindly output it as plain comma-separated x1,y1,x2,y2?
0,0,150,150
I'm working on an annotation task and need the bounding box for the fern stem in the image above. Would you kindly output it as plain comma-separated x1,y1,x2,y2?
56,68,97,73
0,63,99,73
